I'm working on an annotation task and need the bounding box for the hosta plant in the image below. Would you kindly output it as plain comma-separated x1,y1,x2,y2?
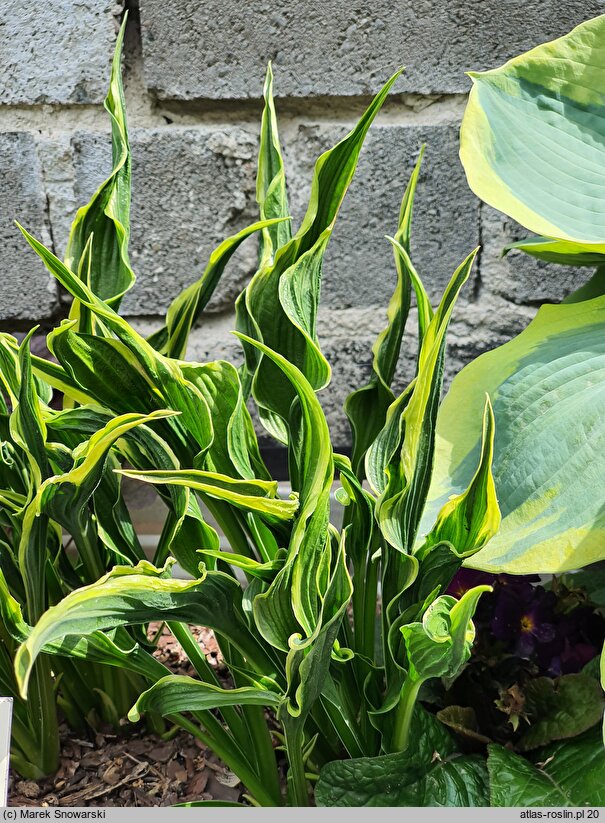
2,13,605,807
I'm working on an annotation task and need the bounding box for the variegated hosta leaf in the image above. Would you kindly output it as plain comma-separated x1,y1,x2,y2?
146,217,289,359
129,675,281,723
400,585,491,683
35,411,175,580
65,16,135,314
179,359,269,480
238,70,404,442
18,228,215,457
236,334,334,650
460,14,605,265
419,395,500,558
424,293,605,573
118,468,298,524
344,148,424,476
15,560,276,698
256,62,292,265
368,249,478,555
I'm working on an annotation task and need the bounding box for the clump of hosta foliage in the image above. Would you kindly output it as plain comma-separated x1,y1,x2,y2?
2,13,605,806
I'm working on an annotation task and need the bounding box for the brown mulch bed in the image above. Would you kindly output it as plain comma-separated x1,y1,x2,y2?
8,625,246,807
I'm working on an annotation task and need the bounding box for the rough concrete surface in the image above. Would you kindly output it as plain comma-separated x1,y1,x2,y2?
0,1,121,105
138,0,604,99
0,133,58,320
284,122,480,308
72,127,260,315
480,206,588,305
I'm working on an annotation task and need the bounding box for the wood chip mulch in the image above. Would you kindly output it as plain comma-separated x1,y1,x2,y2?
8,625,246,807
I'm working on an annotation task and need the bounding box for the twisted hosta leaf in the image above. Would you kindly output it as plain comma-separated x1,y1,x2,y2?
424,294,605,573
256,63,291,265
238,70,403,441
369,249,477,555
15,560,276,697
460,15,605,265
488,729,605,806
344,149,424,476
419,396,500,558
400,585,491,682
119,468,298,524
18,227,214,457
129,675,281,722
236,334,334,649
147,218,288,359
179,359,268,480
65,17,135,313
37,411,174,580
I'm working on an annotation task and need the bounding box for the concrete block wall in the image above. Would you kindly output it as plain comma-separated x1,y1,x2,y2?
0,1,599,448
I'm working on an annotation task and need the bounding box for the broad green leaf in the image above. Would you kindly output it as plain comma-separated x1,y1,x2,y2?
147,218,288,359
488,745,567,806
424,293,605,573
316,707,488,807
118,468,298,523
344,149,423,476
318,755,488,807
65,17,135,311
460,15,605,256
517,674,605,752
129,674,281,722
488,729,605,806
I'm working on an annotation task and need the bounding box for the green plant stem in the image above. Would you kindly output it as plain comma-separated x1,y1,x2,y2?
73,516,105,582
391,675,423,752
167,621,248,741
241,705,282,804
284,723,309,807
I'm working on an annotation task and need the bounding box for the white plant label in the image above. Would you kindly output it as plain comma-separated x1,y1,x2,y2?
0,697,12,807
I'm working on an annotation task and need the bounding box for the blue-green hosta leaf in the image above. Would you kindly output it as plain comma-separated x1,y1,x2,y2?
65,17,134,312
488,729,605,806
147,217,288,359
118,468,298,524
129,675,281,722
460,15,605,259
344,149,424,475
256,62,291,264
15,560,276,698
238,70,403,442
424,294,605,573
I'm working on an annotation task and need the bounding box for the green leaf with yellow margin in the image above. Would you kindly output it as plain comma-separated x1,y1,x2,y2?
423,292,605,573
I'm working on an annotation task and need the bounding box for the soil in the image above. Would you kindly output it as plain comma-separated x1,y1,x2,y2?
7,625,248,807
